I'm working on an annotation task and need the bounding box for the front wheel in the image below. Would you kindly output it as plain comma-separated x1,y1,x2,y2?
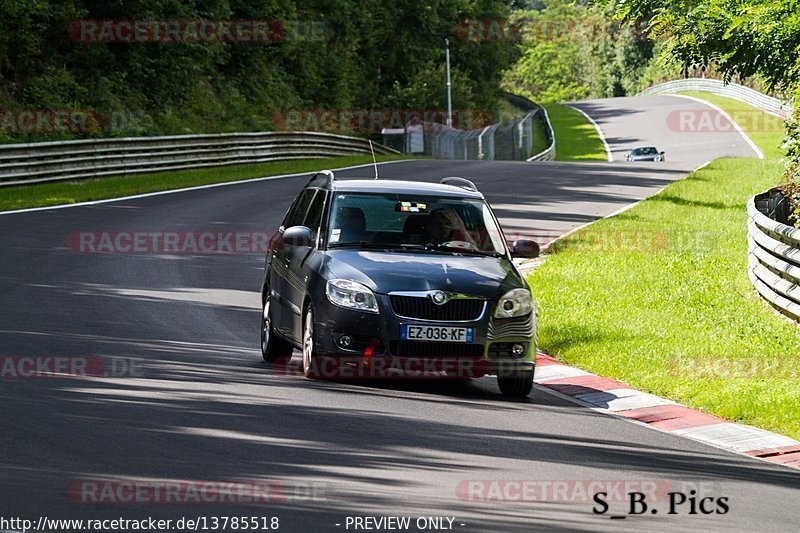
497,369,534,398
302,306,321,379
261,293,293,363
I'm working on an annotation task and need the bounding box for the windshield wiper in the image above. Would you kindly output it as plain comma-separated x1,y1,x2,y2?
329,241,428,251
431,243,504,257
329,241,503,257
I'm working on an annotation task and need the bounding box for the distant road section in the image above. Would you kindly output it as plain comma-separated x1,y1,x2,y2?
570,94,756,166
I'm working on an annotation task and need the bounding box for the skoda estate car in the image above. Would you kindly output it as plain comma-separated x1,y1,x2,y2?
259,171,540,396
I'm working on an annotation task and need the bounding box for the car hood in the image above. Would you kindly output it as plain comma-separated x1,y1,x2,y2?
321,250,526,298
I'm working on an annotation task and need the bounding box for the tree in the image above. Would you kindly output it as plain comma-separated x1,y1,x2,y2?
600,0,800,92
502,0,656,102
0,0,520,141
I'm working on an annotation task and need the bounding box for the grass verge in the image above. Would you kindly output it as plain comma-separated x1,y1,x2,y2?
530,92,800,439
0,155,410,212
543,103,607,162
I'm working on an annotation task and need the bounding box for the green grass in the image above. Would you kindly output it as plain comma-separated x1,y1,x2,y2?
530,93,800,439
542,103,607,162
0,155,409,212
531,114,551,159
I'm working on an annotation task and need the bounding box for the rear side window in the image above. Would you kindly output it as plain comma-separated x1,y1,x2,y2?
283,189,315,228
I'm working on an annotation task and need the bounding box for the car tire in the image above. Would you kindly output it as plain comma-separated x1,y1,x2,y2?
497,369,534,398
260,291,293,363
302,306,321,379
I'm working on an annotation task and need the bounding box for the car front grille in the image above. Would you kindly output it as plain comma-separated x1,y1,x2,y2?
487,314,534,339
389,295,485,321
389,341,485,358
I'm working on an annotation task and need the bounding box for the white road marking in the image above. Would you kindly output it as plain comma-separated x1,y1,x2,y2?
534,364,590,381
666,94,764,160
575,388,676,412
567,104,613,162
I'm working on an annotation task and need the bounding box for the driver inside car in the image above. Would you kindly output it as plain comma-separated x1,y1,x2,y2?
427,208,478,248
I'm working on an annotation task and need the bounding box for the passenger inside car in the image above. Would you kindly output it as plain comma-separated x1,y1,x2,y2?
333,206,367,243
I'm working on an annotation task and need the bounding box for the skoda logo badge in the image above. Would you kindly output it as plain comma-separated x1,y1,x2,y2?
430,291,447,305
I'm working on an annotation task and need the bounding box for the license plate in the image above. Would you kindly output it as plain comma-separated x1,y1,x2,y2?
400,325,474,343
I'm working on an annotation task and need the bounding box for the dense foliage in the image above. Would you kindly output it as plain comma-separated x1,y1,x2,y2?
502,0,671,102
0,0,519,141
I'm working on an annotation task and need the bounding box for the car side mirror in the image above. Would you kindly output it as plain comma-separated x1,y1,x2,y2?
511,239,540,259
660,151,665,155
283,226,312,247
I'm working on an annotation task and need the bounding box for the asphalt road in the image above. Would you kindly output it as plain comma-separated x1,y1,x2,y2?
1,95,797,533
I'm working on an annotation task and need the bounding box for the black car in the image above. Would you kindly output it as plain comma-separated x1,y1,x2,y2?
625,146,665,162
260,171,540,396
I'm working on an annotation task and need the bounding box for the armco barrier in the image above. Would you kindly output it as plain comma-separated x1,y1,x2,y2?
503,92,555,161
747,190,800,321
396,94,555,162
641,78,792,118
527,105,555,162
0,131,399,187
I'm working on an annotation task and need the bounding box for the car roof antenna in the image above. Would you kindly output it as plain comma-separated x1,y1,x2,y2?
369,140,379,180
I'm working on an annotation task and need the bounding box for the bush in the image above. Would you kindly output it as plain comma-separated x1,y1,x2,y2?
779,92,800,222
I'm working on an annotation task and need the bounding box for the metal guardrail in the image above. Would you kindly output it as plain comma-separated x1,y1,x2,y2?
0,131,400,187
503,93,555,161
747,190,800,321
401,112,540,161
527,105,555,162
385,94,555,162
641,78,792,118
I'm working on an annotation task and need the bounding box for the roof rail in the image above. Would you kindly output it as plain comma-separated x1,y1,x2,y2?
306,169,335,189
439,176,478,192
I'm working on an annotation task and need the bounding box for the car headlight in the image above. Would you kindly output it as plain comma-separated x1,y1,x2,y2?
326,279,379,314
494,288,533,318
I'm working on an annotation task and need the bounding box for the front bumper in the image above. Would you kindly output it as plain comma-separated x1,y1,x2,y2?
312,293,536,379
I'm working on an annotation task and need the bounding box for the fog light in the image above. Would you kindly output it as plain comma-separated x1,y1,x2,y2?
338,334,353,348
511,343,525,356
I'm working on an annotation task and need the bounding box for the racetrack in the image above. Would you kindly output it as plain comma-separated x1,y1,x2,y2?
1,95,798,532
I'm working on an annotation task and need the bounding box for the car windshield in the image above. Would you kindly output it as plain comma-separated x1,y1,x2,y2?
633,147,658,155
327,192,507,255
